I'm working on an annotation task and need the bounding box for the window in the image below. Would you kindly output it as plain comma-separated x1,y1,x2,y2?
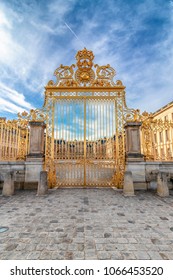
154,133,157,143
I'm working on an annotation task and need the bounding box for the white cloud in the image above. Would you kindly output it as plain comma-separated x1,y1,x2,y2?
0,9,12,28
0,83,33,114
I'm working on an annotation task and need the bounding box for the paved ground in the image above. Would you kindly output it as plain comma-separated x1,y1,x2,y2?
0,188,173,260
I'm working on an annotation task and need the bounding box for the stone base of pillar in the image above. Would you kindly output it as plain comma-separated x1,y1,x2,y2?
2,172,14,196
126,153,144,162
37,171,48,196
24,159,44,189
157,172,169,197
123,171,135,196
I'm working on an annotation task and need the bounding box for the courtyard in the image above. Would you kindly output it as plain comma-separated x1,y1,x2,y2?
0,188,173,260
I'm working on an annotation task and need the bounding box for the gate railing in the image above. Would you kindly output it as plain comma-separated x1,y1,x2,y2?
0,118,29,161
141,114,173,161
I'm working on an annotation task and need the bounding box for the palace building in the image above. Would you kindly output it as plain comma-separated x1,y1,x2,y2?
152,101,173,161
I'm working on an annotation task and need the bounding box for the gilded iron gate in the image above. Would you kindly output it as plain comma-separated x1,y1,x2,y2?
44,48,136,188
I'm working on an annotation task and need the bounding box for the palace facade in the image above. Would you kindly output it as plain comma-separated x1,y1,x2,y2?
152,101,173,160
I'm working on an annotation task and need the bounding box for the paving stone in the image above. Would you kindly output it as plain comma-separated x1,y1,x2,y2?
127,238,138,244
117,238,128,244
97,251,111,260
111,252,124,260
121,252,136,260
104,233,112,238
65,251,74,260
134,251,150,260
148,251,163,260
159,252,170,260
27,252,41,260
40,251,53,260
4,244,18,251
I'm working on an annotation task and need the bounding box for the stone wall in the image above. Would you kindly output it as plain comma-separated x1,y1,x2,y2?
0,161,43,190
0,161,173,191
126,161,173,190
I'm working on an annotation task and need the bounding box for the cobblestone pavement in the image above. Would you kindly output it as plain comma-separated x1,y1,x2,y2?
0,188,173,260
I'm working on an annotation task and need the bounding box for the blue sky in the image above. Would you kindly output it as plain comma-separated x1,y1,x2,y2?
0,0,173,120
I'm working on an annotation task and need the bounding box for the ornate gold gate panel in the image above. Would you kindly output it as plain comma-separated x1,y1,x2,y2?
44,48,135,188
0,117,29,161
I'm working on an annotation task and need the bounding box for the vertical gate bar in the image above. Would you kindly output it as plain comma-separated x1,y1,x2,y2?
105,100,107,159
68,99,70,160
94,99,95,143
57,99,58,162
54,102,56,160
86,99,88,159
2,124,4,158
75,99,77,158
17,128,21,159
109,100,111,158
59,100,61,160
44,98,49,168
5,125,9,159
66,99,71,185
0,123,2,159
113,100,115,159
2,123,4,158
65,100,67,159
106,99,108,160
99,99,101,159
15,126,17,159
69,100,71,183
77,101,79,159
9,125,12,159
97,99,98,158
60,99,62,159
115,96,119,187
84,97,86,186
61,99,64,159
80,99,82,158
70,100,72,159
57,100,58,160
102,100,104,158
25,128,28,160
51,98,55,160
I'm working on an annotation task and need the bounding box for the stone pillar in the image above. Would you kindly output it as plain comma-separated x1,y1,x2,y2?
123,171,135,196
124,122,143,161
2,172,14,196
37,171,48,196
125,122,146,190
25,121,46,189
27,121,46,159
157,172,169,197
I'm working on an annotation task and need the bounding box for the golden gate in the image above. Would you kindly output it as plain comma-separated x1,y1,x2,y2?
43,48,135,188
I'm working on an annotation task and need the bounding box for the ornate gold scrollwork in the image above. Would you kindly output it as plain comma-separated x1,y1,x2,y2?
46,47,121,88
93,64,116,87
17,108,46,126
